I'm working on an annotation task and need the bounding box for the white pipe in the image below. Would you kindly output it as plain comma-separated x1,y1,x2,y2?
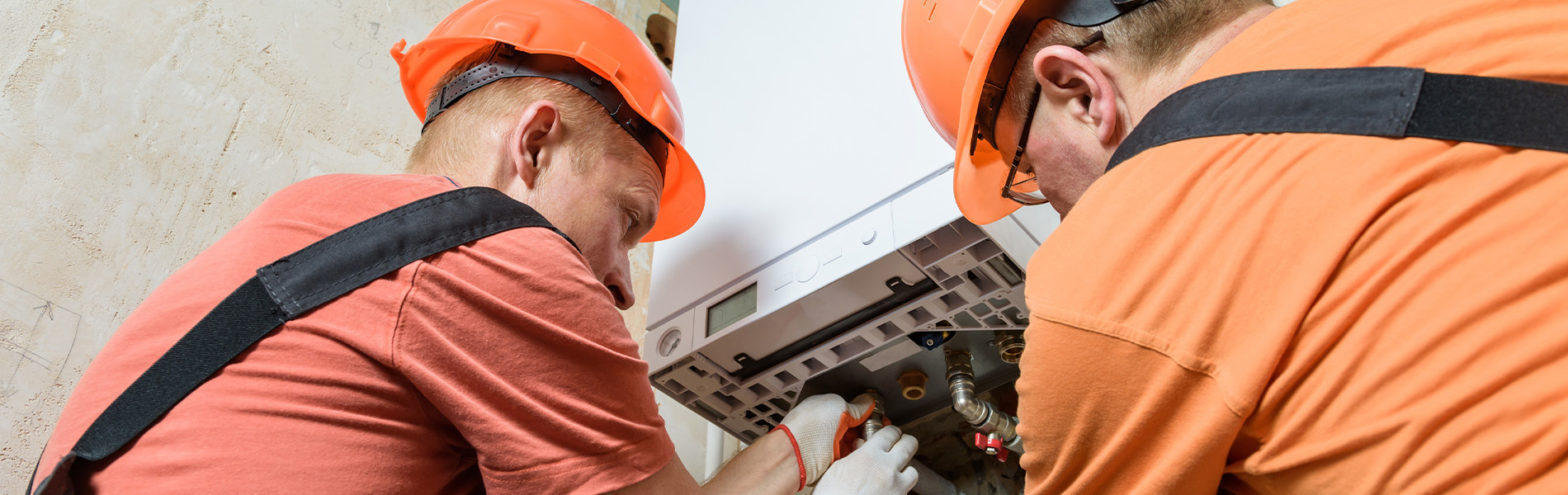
866,422,959,495
911,460,960,495
704,423,724,480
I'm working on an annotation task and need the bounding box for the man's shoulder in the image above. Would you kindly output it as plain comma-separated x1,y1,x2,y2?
251,173,598,318
424,225,597,306
399,219,628,366
1191,0,1568,84
237,174,462,240
266,174,452,211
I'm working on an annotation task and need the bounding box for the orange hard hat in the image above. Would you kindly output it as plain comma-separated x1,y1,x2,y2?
391,0,704,242
901,0,1152,224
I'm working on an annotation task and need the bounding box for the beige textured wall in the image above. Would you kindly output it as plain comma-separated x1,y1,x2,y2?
0,0,685,490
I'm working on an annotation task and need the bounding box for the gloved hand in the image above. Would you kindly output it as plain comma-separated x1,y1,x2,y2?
776,393,877,488
815,425,920,494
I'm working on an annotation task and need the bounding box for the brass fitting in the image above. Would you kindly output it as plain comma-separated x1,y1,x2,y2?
995,331,1025,364
897,369,928,400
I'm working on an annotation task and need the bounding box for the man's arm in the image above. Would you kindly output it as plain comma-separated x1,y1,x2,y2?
393,230,681,494
1016,313,1245,493
611,394,852,495
617,425,921,495
611,429,799,495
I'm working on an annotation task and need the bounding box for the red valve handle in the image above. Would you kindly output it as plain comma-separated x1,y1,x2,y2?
973,433,1010,462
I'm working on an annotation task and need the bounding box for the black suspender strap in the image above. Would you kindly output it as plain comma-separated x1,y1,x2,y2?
1106,67,1568,172
31,186,569,495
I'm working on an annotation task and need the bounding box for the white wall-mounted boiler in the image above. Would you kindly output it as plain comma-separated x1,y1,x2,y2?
647,1,1061,491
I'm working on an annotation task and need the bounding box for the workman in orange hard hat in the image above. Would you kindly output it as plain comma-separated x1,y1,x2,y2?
903,0,1568,492
29,1,917,494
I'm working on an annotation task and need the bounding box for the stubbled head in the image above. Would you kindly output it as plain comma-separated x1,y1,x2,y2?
407,45,660,310
993,0,1270,216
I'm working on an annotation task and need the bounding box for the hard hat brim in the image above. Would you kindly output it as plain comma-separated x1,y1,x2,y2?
952,1,1030,225
643,141,703,242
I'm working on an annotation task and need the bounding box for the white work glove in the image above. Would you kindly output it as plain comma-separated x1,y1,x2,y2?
815,425,920,494
776,393,877,489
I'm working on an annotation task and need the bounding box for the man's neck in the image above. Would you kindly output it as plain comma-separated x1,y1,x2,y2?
1121,4,1277,127
404,154,508,193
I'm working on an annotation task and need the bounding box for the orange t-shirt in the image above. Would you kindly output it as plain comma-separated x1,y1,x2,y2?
33,174,673,494
1016,0,1568,493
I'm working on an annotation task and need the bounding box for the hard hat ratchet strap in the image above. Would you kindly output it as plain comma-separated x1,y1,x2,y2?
423,44,670,174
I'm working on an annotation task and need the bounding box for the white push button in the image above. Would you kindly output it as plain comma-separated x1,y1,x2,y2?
794,256,820,283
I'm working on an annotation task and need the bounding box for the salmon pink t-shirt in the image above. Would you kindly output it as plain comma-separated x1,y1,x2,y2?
1016,0,1568,492
34,174,673,494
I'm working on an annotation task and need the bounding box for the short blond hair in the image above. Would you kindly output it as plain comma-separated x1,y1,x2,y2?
1003,0,1267,116
407,45,641,176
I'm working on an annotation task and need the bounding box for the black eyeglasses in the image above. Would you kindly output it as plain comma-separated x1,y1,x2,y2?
1002,31,1105,206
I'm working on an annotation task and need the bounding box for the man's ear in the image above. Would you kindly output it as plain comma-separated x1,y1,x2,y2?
1031,45,1119,145
508,100,563,189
